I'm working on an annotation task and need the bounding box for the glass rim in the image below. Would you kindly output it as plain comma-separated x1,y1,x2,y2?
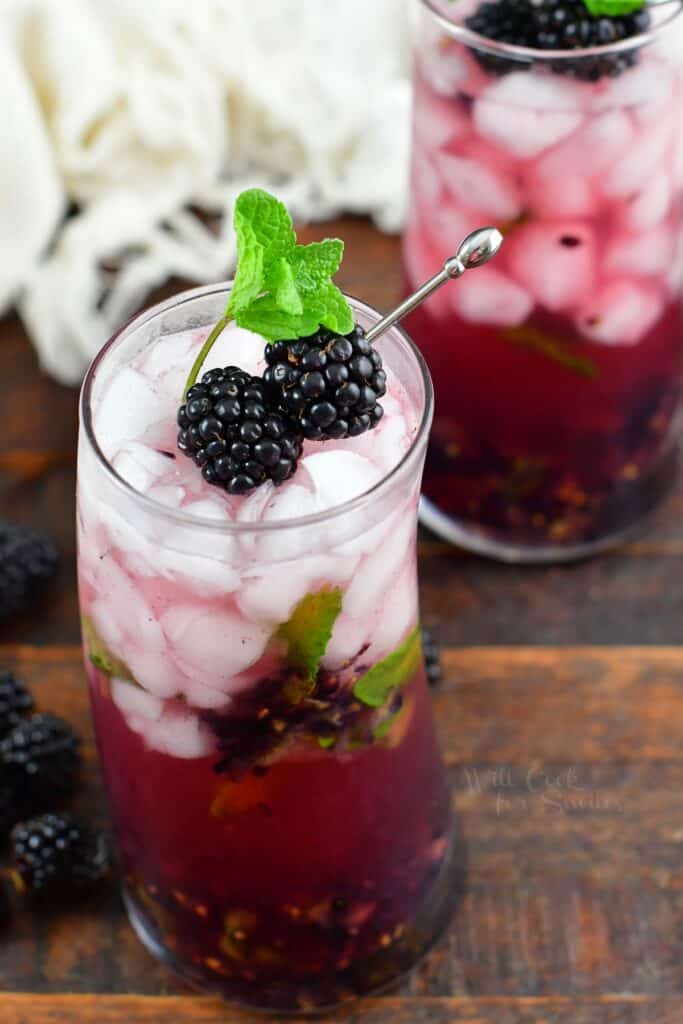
80,283,435,535
419,0,683,63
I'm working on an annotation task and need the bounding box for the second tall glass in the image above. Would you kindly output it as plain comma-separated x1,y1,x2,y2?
405,0,683,561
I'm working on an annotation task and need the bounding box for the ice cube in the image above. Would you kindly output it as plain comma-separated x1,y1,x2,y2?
342,511,415,623
147,484,185,508
111,679,213,759
601,118,672,198
425,200,488,260
624,171,672,231
417,44,468,98
592,62,672,114
412,155,442,216
436,148,522,221
200,323,267,379
403,222,451,320
301,451,382,510
575,280,663,346
94,367,162,460
605,225,675,277
474,73,583,159
113,443,174,494
450,265,533,326
524,171,596,219
413,86,470,151
237,554,353,625
135,329,198,403
505,222,596,312
321,611,370,671
161,604,270,692
363,564,419,666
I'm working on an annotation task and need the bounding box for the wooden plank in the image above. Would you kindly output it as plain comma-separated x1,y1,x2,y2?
3,994,683,1024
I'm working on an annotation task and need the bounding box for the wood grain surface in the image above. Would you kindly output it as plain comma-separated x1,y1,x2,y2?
0,218,681,1023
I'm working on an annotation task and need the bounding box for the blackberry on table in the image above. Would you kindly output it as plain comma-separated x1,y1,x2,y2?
0,672,34,739
0,714,81,812
10,813,109,894
422,629,442,688
466,0,650,81
0,522,58,620
178,367,303,495
263,325,387,441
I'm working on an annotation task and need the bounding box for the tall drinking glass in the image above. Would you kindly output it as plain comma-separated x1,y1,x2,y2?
404,0,683,561
77,284,457,1012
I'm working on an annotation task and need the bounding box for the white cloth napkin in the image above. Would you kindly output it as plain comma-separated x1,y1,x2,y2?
1,0,413,383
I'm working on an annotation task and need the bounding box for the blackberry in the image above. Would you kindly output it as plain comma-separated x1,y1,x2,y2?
0,672,34,739
178,367,303,495
466,0,650,81
263,325,387,441
0,714,81,811
10,813,109,893
0,522,58,620
422,629,443,688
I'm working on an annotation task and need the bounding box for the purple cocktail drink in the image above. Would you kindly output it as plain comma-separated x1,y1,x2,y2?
77,203,457,1009
405,0,683,560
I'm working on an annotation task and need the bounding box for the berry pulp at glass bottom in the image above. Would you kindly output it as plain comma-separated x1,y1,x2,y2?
405,297,683,549
88,666,455,1010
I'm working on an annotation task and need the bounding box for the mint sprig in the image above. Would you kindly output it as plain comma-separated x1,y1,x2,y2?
353,627,423,709
277,587,343,682
582,0,643,15
183,190,353,396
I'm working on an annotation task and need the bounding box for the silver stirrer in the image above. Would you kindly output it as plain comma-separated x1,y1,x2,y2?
365,227,504,344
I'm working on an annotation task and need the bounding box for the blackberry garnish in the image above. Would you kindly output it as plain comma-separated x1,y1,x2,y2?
466,0,650,81
10,813,109,893
0,714,81,811
422,629,442,688
263,325,386,441
0,522,58,620
0,672,34,739
178,367,304,495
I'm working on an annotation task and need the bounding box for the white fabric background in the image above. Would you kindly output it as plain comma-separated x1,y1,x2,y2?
0,0,414,383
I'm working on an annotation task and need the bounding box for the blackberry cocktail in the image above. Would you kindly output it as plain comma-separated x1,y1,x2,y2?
405,0,683,560
77,192,456,1010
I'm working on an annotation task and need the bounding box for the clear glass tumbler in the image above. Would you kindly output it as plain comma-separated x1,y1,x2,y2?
404,0,683,562
77,284,458,1011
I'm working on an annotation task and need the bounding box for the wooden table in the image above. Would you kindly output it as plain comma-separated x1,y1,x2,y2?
1,218,682,1023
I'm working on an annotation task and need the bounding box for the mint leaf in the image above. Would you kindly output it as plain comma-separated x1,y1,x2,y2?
354,627,422,708
317,736,336,750
82,616,136,683
235,295,320,342
312,281,355,336
277,588,343,681
290,240,344,292
583,0,643,13
227,189,295,317
266,257,303,316
503,326,599,379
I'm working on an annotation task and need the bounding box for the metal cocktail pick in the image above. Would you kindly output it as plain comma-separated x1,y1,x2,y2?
365,227,504,344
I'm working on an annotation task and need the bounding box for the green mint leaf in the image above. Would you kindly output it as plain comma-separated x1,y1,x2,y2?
317,736,336,750
503,326,599,379
313,281,355,336
226,189,296,317
82,616,136,683
582,0,643,14
290,240,344,293
353,627,422,709
277,588,343,681
235,295,320,342
266,257,303,316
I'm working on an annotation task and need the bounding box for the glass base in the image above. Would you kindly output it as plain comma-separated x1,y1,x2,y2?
122,827,466,1014
419,447,679,565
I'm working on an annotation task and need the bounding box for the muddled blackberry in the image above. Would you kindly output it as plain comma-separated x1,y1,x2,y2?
0,714,81,811
0,672,34,739
178,367,304,495
0,522,58,620
466,0,650,81
10,813,109,893
263,325,386,441
422,629,442,688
